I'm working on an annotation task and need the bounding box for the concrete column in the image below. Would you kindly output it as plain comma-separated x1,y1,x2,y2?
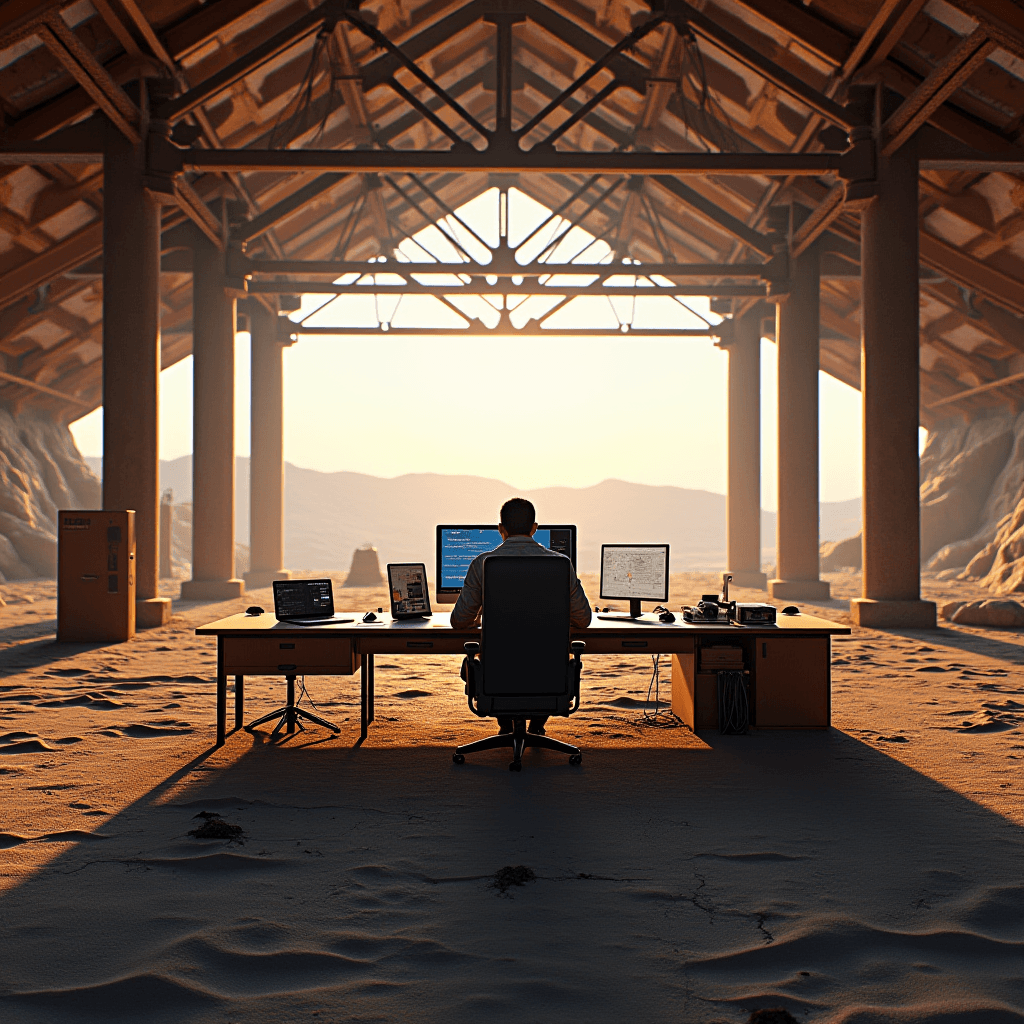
180,232,244,601
244,300,290,589
723,310,766,589
102,121,171,627
852,127,935,628
769,241,830,602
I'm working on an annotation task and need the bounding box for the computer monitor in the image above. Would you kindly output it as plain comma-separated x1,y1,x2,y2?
435,525,577,604
599,543,670,619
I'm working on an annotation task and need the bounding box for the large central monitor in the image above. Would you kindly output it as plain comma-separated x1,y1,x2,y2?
599,543,670,619
435,525,577,604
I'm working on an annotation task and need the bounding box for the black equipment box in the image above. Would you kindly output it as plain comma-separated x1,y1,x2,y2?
732,602,777,625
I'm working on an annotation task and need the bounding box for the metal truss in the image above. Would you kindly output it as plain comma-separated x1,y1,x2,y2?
145,0,872,192
281,323,722,339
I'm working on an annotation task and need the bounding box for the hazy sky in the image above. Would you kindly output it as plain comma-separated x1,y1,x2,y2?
69,187,873,510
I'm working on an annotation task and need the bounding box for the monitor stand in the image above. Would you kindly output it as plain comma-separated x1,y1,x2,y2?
597,599,643,621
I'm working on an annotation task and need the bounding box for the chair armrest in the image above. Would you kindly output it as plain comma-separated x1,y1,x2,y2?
464,642,480,655
570,641,585,655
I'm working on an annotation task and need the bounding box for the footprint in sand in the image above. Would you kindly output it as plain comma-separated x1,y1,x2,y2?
0,738,57,753
36,695,125,710
110,721,194,737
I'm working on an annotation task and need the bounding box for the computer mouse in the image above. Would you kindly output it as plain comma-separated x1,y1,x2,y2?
658,610,676,623
362,611,377,622
245,606,264,616
782,605,800,615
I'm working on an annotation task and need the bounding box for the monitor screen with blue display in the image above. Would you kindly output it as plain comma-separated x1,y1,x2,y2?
435,525,577,603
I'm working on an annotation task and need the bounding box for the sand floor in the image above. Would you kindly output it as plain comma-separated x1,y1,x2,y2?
0,572,1021,1022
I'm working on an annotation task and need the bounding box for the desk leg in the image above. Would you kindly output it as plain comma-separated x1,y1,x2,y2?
368,654,375,724
216,639,226,747
234,675,244,731
360,655,369,741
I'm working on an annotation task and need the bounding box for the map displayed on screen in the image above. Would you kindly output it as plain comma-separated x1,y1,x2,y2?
600,545,669,601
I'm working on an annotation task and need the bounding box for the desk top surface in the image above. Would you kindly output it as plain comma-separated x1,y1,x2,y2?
196,610,851,637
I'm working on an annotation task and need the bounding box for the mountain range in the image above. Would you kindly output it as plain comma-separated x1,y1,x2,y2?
86,457,861,573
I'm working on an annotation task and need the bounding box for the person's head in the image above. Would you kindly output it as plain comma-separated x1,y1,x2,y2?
499,497,537,539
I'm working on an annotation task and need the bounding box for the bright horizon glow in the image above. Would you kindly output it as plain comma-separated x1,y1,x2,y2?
69,187,869,510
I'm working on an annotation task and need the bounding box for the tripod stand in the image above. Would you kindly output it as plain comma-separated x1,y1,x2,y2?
245,675,340,736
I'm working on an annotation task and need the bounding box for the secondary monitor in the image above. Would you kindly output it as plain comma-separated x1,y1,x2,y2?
436,525,577,604
599,543,670,619
387,562,432,619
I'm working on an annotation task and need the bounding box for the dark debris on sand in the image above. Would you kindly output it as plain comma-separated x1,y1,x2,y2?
492,865,535,894
188,811,245,843
749,1010,799,1023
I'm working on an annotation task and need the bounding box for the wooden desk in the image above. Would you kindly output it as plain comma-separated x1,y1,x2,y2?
196,611,850,745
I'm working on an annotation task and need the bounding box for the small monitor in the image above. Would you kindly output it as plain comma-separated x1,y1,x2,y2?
599,544,670,619
435,525,577,604
387,562,432,619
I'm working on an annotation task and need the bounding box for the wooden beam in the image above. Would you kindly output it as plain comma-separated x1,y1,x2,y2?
919,231,1024,315
882,27,996,156
725,0,853,65
927,369,1024,407
3,0,283,142
0,368,91,407
0,221,103,311
791,182,846,257
36,16,140,143
858,0,930,76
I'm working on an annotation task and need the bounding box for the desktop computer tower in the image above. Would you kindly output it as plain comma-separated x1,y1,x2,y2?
58,510,136,643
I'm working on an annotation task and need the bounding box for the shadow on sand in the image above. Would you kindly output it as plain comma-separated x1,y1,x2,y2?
0,730,1021,1023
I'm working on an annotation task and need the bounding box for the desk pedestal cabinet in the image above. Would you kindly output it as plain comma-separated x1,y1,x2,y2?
672,634,831,729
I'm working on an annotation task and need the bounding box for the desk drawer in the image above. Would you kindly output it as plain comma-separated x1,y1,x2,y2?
358,635,470,655
223,637,358,675
580,636,695,655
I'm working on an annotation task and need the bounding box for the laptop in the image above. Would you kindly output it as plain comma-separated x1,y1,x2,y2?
272,579,353,625
387,562,432,620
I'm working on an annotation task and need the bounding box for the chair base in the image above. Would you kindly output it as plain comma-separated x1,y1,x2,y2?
244,675,340,736
453,718,581,771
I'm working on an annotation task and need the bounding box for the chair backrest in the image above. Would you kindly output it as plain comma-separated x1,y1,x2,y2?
480,555,572,705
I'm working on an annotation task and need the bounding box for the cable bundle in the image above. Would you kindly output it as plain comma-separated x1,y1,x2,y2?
717,670,749,735
638,654,683,729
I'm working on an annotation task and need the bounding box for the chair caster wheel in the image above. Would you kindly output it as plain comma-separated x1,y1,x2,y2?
509,760,522,772
452,752,465,764
569,753,582,765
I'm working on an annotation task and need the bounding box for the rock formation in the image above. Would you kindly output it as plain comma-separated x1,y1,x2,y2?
0,406,100,580
821,407,1024,595
343,544,384,586
940,598,1024,627
820,533,861,572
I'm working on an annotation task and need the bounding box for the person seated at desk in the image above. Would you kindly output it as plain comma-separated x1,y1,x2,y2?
451,497,592,736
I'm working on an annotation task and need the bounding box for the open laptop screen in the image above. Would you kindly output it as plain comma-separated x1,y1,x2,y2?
273,579,335,621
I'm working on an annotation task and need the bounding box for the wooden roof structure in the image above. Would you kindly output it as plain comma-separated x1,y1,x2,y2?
2,0,1024,426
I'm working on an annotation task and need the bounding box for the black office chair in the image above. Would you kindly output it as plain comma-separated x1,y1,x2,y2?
453,555,584,772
